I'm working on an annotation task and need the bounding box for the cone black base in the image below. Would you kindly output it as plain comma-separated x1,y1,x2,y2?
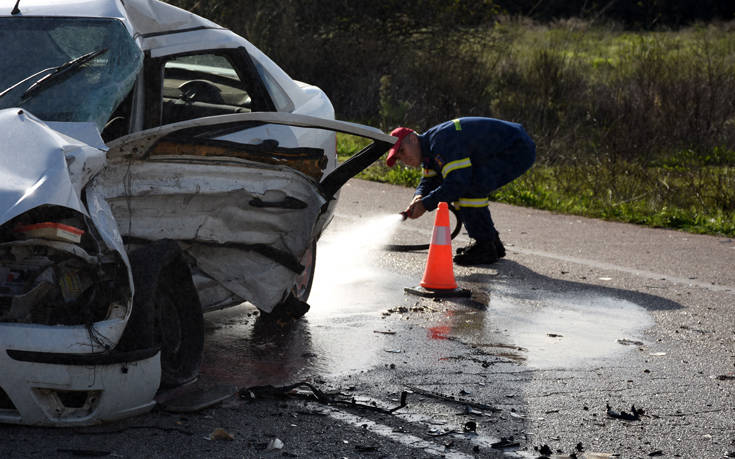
404,285,471,298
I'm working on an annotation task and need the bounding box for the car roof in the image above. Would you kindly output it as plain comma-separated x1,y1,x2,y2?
1,0,220,36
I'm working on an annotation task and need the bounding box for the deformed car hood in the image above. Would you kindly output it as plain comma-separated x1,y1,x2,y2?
0,108,106,224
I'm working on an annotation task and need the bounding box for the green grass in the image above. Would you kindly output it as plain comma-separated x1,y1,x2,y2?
338,134,735,237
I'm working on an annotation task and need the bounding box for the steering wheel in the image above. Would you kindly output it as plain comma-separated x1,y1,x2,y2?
178,79,225,104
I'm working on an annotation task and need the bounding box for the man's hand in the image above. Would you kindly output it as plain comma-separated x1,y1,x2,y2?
403,195,427,219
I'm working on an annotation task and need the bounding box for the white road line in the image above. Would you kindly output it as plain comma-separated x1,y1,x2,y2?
321,406,474,459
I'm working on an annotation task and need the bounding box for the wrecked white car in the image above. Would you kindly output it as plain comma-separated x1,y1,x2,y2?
0,0,394,426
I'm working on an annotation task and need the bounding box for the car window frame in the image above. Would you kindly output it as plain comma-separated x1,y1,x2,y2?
143,46,276,129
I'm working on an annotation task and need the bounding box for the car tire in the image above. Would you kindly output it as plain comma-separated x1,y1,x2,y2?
126,240,204,388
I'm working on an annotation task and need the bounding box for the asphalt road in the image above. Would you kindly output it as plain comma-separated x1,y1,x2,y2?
2,179,733,458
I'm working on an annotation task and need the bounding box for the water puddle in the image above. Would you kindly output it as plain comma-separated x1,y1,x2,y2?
199,213,655,388
435,292,654,369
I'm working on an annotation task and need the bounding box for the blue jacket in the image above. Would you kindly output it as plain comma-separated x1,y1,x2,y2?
416,117,535,211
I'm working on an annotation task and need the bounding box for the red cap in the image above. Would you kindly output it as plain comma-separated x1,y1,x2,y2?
386,127,415,167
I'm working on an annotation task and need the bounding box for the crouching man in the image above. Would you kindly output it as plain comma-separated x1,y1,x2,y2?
387,117,536,266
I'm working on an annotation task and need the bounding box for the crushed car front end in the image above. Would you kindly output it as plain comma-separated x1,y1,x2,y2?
0,109,159,426
0,5,160,426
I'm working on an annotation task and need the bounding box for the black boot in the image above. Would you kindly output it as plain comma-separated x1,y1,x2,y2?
453,240,499,266
494,233,506,258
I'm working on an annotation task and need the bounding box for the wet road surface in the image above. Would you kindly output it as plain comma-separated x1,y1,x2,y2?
2,179,733,458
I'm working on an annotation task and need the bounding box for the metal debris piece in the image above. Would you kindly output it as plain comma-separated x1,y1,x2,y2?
240,382,408,414
405,385,500,412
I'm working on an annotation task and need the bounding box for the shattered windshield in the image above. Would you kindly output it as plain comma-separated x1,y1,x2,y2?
0,17,142,130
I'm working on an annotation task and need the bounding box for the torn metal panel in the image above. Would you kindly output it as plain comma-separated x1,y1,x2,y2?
186,243,297,313
93,158,323,312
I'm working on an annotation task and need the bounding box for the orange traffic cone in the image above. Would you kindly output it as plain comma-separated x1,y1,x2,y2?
405,202,470,298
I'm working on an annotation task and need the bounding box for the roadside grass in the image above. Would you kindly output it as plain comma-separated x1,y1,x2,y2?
335,20,735,238
338,134,735,237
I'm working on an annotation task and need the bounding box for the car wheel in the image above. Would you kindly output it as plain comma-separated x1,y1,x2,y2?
127,240,204,388
154,273,203,387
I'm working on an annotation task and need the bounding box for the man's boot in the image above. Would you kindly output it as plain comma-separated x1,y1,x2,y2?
453,240,499,266
494,233,506,258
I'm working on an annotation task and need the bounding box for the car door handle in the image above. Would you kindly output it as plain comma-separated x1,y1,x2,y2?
249,196,307,209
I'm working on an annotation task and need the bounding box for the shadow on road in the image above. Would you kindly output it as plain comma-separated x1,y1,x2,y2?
457,259,683,312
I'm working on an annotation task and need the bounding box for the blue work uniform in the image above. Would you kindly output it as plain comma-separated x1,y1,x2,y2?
416,117,536,241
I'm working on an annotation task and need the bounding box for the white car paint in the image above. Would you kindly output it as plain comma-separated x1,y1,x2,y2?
0,0,395,426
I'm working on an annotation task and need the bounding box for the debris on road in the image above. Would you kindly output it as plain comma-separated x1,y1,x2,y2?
617,338,644,346
547,333,564,338
405,385,500,413
606,403,644,421
209,428,234,441
463,420,477,433
240,382,408,414
266,438,284,450
715,373,735,381
373,330,397,335
490,437,519,449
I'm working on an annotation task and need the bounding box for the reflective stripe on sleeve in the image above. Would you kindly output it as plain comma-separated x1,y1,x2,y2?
453,119,462,131
441,157,471,178
422,168,438,178
458,197,489,208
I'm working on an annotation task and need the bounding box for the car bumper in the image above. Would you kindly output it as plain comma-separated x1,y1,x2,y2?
0,323,160,426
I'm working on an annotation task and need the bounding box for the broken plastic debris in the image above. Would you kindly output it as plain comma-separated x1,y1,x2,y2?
384,348,402,353
649,352,667,356
606,403,644,421
209,427,234,441
598,277,612,281
266,438,284,450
